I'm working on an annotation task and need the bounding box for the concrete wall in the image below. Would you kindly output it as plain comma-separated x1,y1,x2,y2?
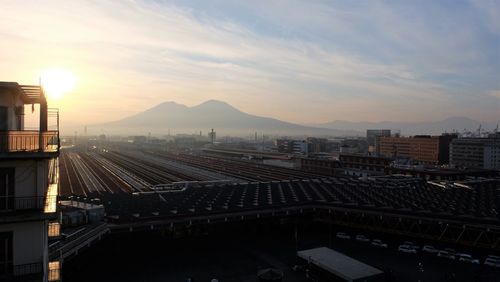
0,220,47,266
0,159,49,198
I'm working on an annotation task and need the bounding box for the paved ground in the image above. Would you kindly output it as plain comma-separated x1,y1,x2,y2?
63,222,500,282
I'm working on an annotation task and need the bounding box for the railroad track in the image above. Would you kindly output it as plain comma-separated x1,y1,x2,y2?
60,151,139,196
100,151,185,184
148,151,323,182
111,151,205,182
60,152,87,196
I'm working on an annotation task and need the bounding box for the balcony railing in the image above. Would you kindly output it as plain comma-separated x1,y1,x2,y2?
0,262,43,281
0,131,59,154
0,195,57,213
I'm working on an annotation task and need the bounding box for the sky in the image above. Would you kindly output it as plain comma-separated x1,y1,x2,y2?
0,0,499,129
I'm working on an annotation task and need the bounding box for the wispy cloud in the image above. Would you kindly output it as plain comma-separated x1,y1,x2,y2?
0,0,498,126
489,90,500,99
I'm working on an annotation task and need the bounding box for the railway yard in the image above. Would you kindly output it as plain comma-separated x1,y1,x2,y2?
58,147,500,250
59,149,323,196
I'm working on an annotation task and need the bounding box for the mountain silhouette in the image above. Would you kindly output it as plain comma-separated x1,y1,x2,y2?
314,116,499,135
92,100,357,136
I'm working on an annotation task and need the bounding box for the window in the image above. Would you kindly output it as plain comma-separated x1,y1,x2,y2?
0,168,15,211
0,106,7,131
0,232,13,275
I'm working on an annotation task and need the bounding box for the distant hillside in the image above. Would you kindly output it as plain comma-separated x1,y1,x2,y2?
90,100,358,137
314,117,499,135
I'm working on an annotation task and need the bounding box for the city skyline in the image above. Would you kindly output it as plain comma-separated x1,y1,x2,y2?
0,0,499,126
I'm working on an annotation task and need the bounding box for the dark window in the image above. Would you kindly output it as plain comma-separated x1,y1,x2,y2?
0,232,13,275
0,106,7,131
0,168,15,210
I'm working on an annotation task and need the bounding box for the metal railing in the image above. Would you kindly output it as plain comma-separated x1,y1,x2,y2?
0,195,57,212
0,262,43,281
0,131,59,153
49,223,109,261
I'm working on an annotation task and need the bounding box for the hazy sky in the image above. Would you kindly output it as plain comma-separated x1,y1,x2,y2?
1,0,499,127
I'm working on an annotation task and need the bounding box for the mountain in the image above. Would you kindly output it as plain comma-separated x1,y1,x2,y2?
314,117,499,135
90,100,358,137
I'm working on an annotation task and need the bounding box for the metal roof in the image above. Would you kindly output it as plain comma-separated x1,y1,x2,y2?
297,247,383,281
0,81,44,103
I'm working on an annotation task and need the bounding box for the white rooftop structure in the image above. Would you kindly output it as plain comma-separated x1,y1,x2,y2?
297,247,383,282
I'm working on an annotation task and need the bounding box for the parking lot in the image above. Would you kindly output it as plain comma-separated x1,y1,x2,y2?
309,225,500,282
63,222,500,282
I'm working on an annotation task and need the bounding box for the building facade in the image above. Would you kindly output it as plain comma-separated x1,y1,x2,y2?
276,139,308,154
450,133,500,169
377,134,457,165
0,82,60,282
366,129,391,153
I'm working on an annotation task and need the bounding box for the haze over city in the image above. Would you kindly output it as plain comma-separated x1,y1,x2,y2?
0,0,499,130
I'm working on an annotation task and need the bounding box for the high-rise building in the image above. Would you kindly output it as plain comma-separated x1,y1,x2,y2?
377,134,457,164
450,133,500,169
0,82,60,282
305,137,328,153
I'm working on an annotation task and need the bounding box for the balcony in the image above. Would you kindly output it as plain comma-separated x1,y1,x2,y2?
0,262,43,281
0,195,58,214
0,130,59,157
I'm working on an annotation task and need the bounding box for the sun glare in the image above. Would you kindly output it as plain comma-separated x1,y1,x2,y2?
40,68,76,99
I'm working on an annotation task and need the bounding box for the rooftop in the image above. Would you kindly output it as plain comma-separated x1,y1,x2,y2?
297,247,383,281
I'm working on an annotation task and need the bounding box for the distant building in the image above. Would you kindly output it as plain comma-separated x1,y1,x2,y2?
306,137,329,153
450,133,500,169
339,154,393,173
208,129,216,144
339,138,368,155
276,139,308,154
366,129,391,153
300,158,341,176
377,134,457,165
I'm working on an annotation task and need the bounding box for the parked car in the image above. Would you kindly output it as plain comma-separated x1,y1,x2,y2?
398,245,417,254
336,232,351,240
422,245,439,254
456,254,480,264
356,234,370,242
444,248,456,254
437,251,456,260
371,239,388,248
486,255,500,261
484,257,500,268
403,241,419,250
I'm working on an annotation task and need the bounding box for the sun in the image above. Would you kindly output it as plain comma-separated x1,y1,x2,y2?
40,68,76,99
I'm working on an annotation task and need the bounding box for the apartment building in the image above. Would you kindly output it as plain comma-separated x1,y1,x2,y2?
0,82,60,282
450,133,500,169
377,134,457,165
